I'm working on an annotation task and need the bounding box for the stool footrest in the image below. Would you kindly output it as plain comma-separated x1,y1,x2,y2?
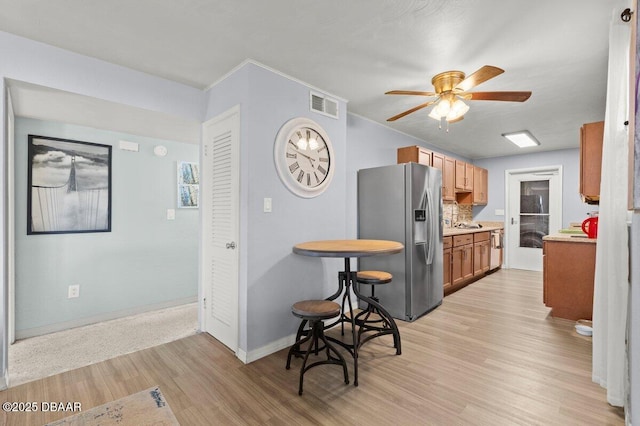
286,308,349,395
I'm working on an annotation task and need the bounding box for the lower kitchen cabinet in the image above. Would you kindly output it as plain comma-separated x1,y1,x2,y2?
443,237,452,290
452,234,473,286
543,239,596,320
443,228,503,295
473,232,490,275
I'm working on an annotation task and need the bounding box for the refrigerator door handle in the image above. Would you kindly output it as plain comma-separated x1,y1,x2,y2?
425,187,434,265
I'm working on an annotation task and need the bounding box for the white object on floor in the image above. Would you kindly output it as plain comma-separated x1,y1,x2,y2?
575,324,593,336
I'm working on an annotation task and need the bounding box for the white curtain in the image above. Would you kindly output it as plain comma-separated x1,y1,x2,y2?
592,5,632,408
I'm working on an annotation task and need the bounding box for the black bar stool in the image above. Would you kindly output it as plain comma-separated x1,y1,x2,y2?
353,271,401,353
286,300,349,395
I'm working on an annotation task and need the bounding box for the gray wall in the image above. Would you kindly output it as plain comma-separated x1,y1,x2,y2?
472,148,593,228
13,118,198,336
1,75,7,386
204,63,348,354
345,113,469,238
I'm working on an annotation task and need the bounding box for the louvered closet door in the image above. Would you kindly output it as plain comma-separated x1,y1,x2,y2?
202,106,240,352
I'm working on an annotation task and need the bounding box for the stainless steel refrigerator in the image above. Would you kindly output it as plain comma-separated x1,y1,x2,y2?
357,163,443,322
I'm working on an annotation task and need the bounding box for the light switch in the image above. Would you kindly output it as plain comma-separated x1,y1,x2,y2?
263,198,272,213
167,209,176,220
495,209,505,216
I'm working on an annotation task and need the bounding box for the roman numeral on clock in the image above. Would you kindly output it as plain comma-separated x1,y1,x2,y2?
317,165,327,175
297,170,304,183
289,162,300,173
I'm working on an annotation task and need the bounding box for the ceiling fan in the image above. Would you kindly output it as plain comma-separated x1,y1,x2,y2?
385,65,531,123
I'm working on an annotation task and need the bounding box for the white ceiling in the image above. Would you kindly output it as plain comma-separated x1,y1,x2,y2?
0,0,622,158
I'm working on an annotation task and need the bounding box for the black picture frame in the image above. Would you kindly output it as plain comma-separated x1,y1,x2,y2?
27,135,112,235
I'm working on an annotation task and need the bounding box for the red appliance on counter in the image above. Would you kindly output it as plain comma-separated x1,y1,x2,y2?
582,217,598,239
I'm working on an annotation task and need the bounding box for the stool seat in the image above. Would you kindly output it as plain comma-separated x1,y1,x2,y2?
356,271,392,284
352,270,401,355
286,299,349,395
292,300,341,320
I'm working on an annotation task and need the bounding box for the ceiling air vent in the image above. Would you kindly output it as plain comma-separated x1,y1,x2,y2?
310,92,339,119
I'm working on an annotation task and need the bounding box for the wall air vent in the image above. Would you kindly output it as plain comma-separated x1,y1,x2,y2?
310,92,339,119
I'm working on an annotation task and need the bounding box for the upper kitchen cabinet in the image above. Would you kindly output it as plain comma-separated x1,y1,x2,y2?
473,166,488,205
579,121,604,204
433,152,455,201
397,145,432,166
455,160,474,192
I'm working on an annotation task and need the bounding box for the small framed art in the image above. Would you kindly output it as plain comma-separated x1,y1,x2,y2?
177,161,199,208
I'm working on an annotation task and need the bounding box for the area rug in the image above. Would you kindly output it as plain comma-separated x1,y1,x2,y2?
45,386,179,426
9,302,198,386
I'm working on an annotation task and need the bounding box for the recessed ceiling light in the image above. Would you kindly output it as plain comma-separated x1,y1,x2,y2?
502,130,540,148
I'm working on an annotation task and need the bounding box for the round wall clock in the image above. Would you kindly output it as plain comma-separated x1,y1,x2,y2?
273,117,335,198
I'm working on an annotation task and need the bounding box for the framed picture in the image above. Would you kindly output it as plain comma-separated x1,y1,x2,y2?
27,135,112,235
177,161,199,208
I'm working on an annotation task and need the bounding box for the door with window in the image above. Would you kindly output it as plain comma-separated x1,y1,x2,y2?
506,167,562,271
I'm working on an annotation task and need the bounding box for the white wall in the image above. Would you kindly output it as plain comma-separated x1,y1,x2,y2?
631,213,639,423
473,149,594,227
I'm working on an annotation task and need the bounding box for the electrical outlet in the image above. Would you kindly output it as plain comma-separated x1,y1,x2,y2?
68,285,80,299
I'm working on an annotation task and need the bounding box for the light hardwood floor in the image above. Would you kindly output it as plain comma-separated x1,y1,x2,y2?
0,269,625,425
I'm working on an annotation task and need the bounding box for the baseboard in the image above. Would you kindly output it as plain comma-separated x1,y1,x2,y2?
238,333,297,364
15,296,197,340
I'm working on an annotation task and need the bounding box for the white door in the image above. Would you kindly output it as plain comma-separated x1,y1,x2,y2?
506,167,562,271
201,106,240,352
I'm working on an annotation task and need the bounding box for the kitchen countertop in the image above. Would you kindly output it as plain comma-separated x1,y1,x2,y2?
443,223,503,237
543,234,597,244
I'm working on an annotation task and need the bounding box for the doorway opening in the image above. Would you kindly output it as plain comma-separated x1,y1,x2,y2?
505,166,562,271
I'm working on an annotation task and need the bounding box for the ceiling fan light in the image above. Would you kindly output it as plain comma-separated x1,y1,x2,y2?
446,99,469,121
502,130,540,148
436,99,451,116
428,98,451,120
428,108,442,120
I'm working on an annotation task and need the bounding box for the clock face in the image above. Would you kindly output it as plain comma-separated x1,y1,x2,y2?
274,118,334,198
285,127,330,189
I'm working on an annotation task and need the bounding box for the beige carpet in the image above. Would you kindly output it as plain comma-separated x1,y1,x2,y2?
9,303,198,387
45,386,179,426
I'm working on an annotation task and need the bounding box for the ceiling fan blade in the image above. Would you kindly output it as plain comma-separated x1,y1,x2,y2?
466,91,532,102
387,100,437,121
454,65,504,92
385,90,437,96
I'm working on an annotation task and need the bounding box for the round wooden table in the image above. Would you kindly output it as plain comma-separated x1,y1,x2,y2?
293,239,404,258
292,239,404,386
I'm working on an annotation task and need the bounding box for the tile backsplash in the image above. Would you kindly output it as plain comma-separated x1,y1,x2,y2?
443,202,473,227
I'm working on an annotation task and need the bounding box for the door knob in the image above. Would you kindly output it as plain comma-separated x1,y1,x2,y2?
226,242,236,249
